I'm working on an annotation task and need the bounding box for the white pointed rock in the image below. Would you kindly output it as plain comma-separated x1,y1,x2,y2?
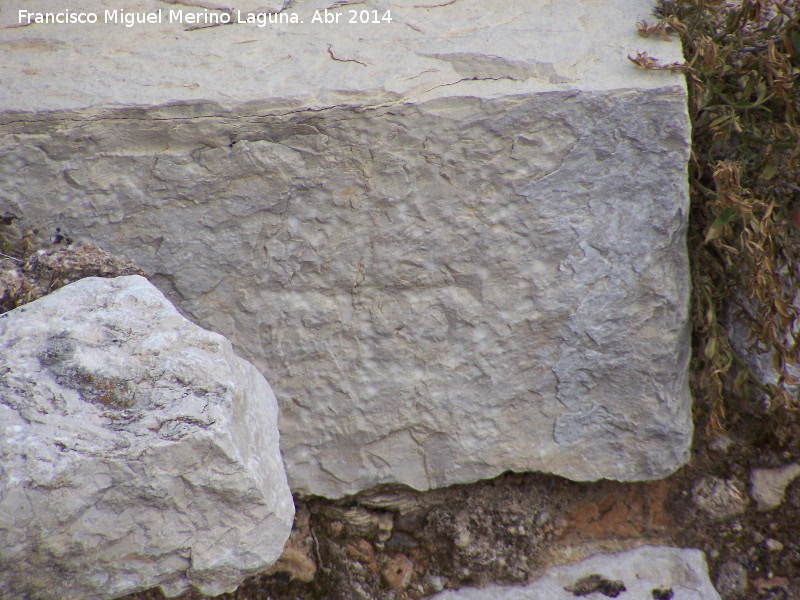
0,275,294,600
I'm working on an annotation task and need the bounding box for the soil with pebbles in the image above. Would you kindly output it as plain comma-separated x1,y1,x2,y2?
122,406,800,600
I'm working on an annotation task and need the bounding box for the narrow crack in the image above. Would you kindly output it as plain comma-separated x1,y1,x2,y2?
182,8,233,31
326,0,365,9
413,0,461,8
277,0,296,14
2,22,34,30
0,72,515,129
184,21,230,31
403,75,523,102
326,44,367,67
399,20,424,34
0,103,365,127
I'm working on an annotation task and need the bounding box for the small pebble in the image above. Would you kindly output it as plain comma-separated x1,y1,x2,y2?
429,575,446,592
709,434,733,453
692,476,747,521
386,532,419,551
715,560,748,599
382,553,414,590
765,538,784,552
377,512,394,542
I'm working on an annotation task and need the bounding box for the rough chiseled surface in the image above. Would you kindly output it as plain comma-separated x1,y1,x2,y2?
0,276,294,600
0,0,692,498
430,546,721,600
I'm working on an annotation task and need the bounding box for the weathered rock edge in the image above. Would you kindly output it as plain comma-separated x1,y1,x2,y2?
0,275,294,599
430,545,721,599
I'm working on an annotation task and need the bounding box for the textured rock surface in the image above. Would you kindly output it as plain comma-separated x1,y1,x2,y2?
692,476,748,521
0,276,294,600
0,0,692,497
430,545,720,599
750,463,800,511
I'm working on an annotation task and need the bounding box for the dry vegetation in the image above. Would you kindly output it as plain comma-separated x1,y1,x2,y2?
635,0,800,435
0,215,144,314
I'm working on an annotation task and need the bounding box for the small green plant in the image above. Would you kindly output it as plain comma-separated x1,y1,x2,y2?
634,0,800,433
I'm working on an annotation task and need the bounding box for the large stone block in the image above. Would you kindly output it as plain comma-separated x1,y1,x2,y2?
0,0,692,497
0,276,294,599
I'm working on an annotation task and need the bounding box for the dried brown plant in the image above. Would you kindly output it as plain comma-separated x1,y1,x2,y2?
636,0,800,433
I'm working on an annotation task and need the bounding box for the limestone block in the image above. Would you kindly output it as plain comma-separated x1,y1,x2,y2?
0,276,294,600
430,546,721,600
0,0,692,498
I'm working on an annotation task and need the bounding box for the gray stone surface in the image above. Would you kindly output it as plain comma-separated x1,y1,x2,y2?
0,276,294,600
692,476,748,521
750,463,800,511
430,545,721,600
0,0,692,498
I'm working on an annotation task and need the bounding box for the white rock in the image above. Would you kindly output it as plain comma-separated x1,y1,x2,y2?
750,463,800,511
765,538,784,552
0,0,692,498
692,476,748,521
0,276,294,600
430,545,720,599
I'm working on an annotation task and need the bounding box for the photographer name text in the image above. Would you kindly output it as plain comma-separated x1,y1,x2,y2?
18,8,393,27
